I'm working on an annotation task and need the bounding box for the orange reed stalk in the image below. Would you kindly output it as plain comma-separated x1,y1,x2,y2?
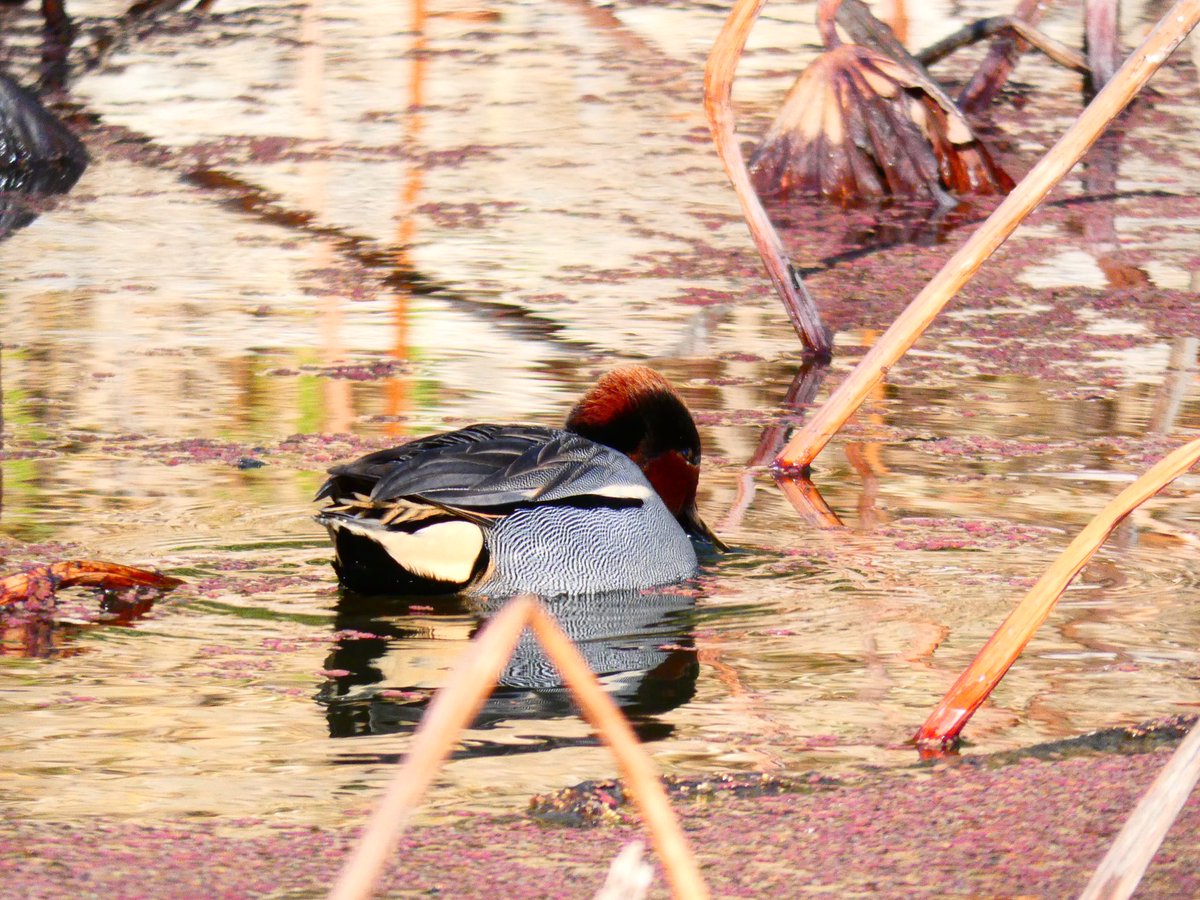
328,595,536,900
777,0,1200,470
528,605,710,899
916,437,1200,750
704,0,831,358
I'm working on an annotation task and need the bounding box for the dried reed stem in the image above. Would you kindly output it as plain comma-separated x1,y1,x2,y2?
1079,720,1200,900
528,605,710,899
328,595,536,900
704,0,831,358
957,0,1050,113
776,0,1200,471
916,15,1088,73
916,437,1200,750
1086,0,1122,89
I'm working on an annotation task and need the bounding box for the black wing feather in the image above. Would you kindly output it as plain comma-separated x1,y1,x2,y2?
317,424,647,512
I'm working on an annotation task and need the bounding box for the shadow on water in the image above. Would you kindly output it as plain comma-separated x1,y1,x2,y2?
317,588,701,760
770,193,987,278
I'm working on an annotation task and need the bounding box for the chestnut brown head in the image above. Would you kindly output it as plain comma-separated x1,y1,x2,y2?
566,366,725,549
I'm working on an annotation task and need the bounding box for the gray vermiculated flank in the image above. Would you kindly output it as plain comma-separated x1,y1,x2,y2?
480,493,697,596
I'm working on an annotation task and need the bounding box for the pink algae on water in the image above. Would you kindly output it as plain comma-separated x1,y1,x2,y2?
3,729,1200,897
1,0,1200,894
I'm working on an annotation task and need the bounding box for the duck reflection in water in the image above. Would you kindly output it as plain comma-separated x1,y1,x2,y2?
317,587,701,752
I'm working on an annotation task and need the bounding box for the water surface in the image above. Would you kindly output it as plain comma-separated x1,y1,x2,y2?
2,0,1200,825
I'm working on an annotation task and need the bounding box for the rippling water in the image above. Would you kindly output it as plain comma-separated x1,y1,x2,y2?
2,0,1200,827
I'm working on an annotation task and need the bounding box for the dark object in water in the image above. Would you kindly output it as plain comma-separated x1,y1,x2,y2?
0,560,182,659
0,72,86,172
0,72,87,235
749,0,1012,204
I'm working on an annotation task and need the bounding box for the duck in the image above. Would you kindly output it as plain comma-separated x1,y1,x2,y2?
315,365,724,597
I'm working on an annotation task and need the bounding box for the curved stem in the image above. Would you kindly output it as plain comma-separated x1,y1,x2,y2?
817,0,843,48
917,15,1088,73
957,0,1049,114
329,595,709,899
703,0,831,358
774,474,843,528
329,596,536,900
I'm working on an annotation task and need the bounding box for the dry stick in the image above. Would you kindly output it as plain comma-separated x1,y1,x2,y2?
528,605,710,900
776,0,1200,471
1079,720,1200,900
774,475,844,528
328,595,536,900
916,437,1200,750
704,0,832,359
329,597,707,900
1086,0,1122,90
720,363,832,532
958,0,1049,114
916,15,1089,73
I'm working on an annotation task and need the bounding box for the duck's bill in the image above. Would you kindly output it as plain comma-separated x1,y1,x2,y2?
681,504,728,552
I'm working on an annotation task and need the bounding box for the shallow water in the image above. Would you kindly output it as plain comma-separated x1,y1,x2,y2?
2,0,1200,827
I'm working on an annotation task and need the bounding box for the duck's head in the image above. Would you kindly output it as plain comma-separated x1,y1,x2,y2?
566,365,725,550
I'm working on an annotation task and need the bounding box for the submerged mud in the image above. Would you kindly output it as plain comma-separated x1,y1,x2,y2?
2,721,1199,897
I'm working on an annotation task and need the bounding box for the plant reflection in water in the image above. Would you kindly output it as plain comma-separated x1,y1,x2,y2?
0,586,159,659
